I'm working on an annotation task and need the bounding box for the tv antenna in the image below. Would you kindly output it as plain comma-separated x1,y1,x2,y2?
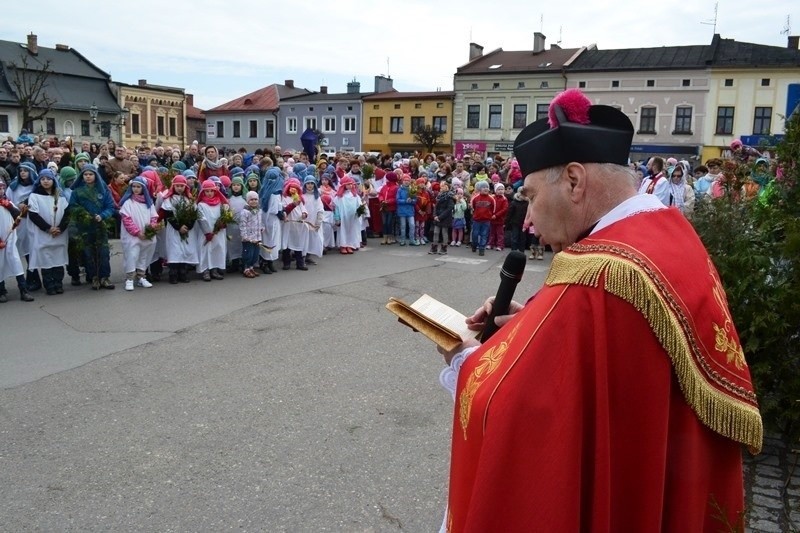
700,2,719,34
540,14,544,33
781,15,791,35
386,57,390,78
558,25,563,45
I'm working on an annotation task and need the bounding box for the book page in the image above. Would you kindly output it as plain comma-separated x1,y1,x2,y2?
410,294,478,342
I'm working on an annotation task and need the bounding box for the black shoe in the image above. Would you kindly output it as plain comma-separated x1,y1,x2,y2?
479,249,485,256
202,270,211,282
71,277,82,286
55,285,64,294
268,261,277,273
46,288,57,296
169,274,178,284
26,282,41,292
282,264,291,270
100,278,115,290
20,290,34,302
210,269,224,280
296,265,308,271
305,258,317,265
0,292,8,303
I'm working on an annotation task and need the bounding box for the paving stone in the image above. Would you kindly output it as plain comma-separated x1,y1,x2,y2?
748,518,782,533
752,493,785,510
763,436,786,449
749,505,780,521
756,465,785,478
756,476,785,490
755,454,781,467
752,485,782,498
786,486,800,497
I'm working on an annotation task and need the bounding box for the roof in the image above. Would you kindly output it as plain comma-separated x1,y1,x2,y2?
207,83,312,113
116,80,185,95
0,39,110,79
361,90,455,101
186,102,205,120
567,45,711,72
457,47,581,75
712,35,800,68
280,91,375,103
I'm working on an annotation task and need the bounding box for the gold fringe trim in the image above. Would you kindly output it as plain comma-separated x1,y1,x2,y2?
546,252,763,454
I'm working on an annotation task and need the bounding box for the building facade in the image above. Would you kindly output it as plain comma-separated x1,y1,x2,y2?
116,79,186,149
361,90,454,155
452,35,582,159
204,80,311,153
185,94,205,145
0,33,124,144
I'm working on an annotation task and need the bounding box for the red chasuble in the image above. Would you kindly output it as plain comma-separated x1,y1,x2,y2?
447,208,762,533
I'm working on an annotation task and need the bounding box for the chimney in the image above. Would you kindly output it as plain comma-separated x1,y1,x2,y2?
27,33,38,55
789,36,800,50
533,32,546,53
320,85,328,94
347,80,361,94
469,42,484,61
285,79,294,88
55,43,69,51
138,79,147,86
186,94,194,106
374,75,394,93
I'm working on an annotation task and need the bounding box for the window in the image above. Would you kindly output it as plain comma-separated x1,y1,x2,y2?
646,79,655,87
471,83,478,90
761,78,770,87
539,81,549,89
411,116,425,133
373,104,380,110
517,82,525,89
432,116,447,133
343,116,357,133
100,121,111,138
724,79,733,87
394,104,401,109
131,113,140,135
682,79,691,87
753,107,772,135
347,106,353,111
46,118,55,135
63,120,74,136
674,106,692,134
611,80,620,88
232,120,240,138
327,106,333,112
467,105,480,129
492,82,500,89
639,107,656,134
286,117,297,134
157,116,165,136
169,117,177,137
265,119,275,138
308,107,314,111
513,104,527,129
414,103,422,109
488,105,502,129
536,104,549,121
304,117,317,131
436,102,444,108
369,116,383,133
578,81,586,88
322,116,336,133
390,116,403,133
0,114,9,132
249,120,258,138
216,120,224,138
715,106,735,135
81,120,90,136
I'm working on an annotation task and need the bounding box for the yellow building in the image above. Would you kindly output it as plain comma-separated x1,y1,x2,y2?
702,35,800,161
361,91,454,155
117,79,187,149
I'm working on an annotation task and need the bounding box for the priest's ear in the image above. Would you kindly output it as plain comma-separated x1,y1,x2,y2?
564,162,588,202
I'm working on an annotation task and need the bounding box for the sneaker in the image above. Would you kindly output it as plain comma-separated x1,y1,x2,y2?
479,249,485,256
450,241,456,246
411,240,420,246
125,279,134,291
136,278,153,288
496,247,503,251
456,241,461,247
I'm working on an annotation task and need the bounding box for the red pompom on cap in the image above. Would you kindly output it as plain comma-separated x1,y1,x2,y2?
548,88,591,128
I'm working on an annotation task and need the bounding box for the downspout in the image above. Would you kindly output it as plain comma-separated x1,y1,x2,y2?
272,111,279,149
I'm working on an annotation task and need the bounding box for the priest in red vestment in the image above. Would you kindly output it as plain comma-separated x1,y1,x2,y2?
438,89,763,533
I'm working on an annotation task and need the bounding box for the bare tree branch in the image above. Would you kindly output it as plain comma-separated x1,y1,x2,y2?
412,124,445,154
8,53,56,130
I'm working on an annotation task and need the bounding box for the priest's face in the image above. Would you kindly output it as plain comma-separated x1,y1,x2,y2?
521,166,579,253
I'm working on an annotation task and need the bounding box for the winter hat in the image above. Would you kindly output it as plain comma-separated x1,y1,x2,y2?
491,173,501,183
245,191,259,201
182,169,197,179
47,161,59,173
38,168,56,181
230,167,245,179
219,175,232,188
74,152,90,166
385,171,398,183
374,168,386,179
59,166,77,188
415,177,427,186
475,180,490,192
494,183,505,193
431,182,440,192
451,177,463,188
171,161,187,172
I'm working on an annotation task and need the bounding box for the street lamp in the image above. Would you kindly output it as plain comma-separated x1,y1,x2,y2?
89,104,128,143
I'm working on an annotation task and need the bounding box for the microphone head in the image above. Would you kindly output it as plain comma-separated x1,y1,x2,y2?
499,251,527,282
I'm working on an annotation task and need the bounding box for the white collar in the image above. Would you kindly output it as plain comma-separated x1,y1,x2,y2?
591,194,666,235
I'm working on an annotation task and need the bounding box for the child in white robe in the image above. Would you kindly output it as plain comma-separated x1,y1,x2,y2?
301,175,324,264
333,176,364,254
0,180,34,302
119,177,159,291
159,176,199,284
280,177,309,270
26,169,70,295
196,179,229,281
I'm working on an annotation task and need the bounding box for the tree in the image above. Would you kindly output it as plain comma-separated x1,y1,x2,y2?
7,53,56,131
413,124,445,154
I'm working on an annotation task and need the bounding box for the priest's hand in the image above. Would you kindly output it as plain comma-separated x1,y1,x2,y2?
465,296,524,332
438,338,481,366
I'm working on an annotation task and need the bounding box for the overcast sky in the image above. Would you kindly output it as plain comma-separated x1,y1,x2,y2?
2,0,798,110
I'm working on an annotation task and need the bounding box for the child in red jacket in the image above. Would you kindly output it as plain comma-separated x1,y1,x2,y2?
413,177,431,244
487,183,509,250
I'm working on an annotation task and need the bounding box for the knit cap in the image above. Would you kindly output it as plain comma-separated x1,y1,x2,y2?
74,152,90,165
495,183,505,193
475,180,490,192
246,191,259,201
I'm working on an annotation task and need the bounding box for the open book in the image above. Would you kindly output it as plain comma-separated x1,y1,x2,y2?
385,294,480,352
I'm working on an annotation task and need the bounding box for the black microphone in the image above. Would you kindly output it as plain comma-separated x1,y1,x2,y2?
481,251,527,342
